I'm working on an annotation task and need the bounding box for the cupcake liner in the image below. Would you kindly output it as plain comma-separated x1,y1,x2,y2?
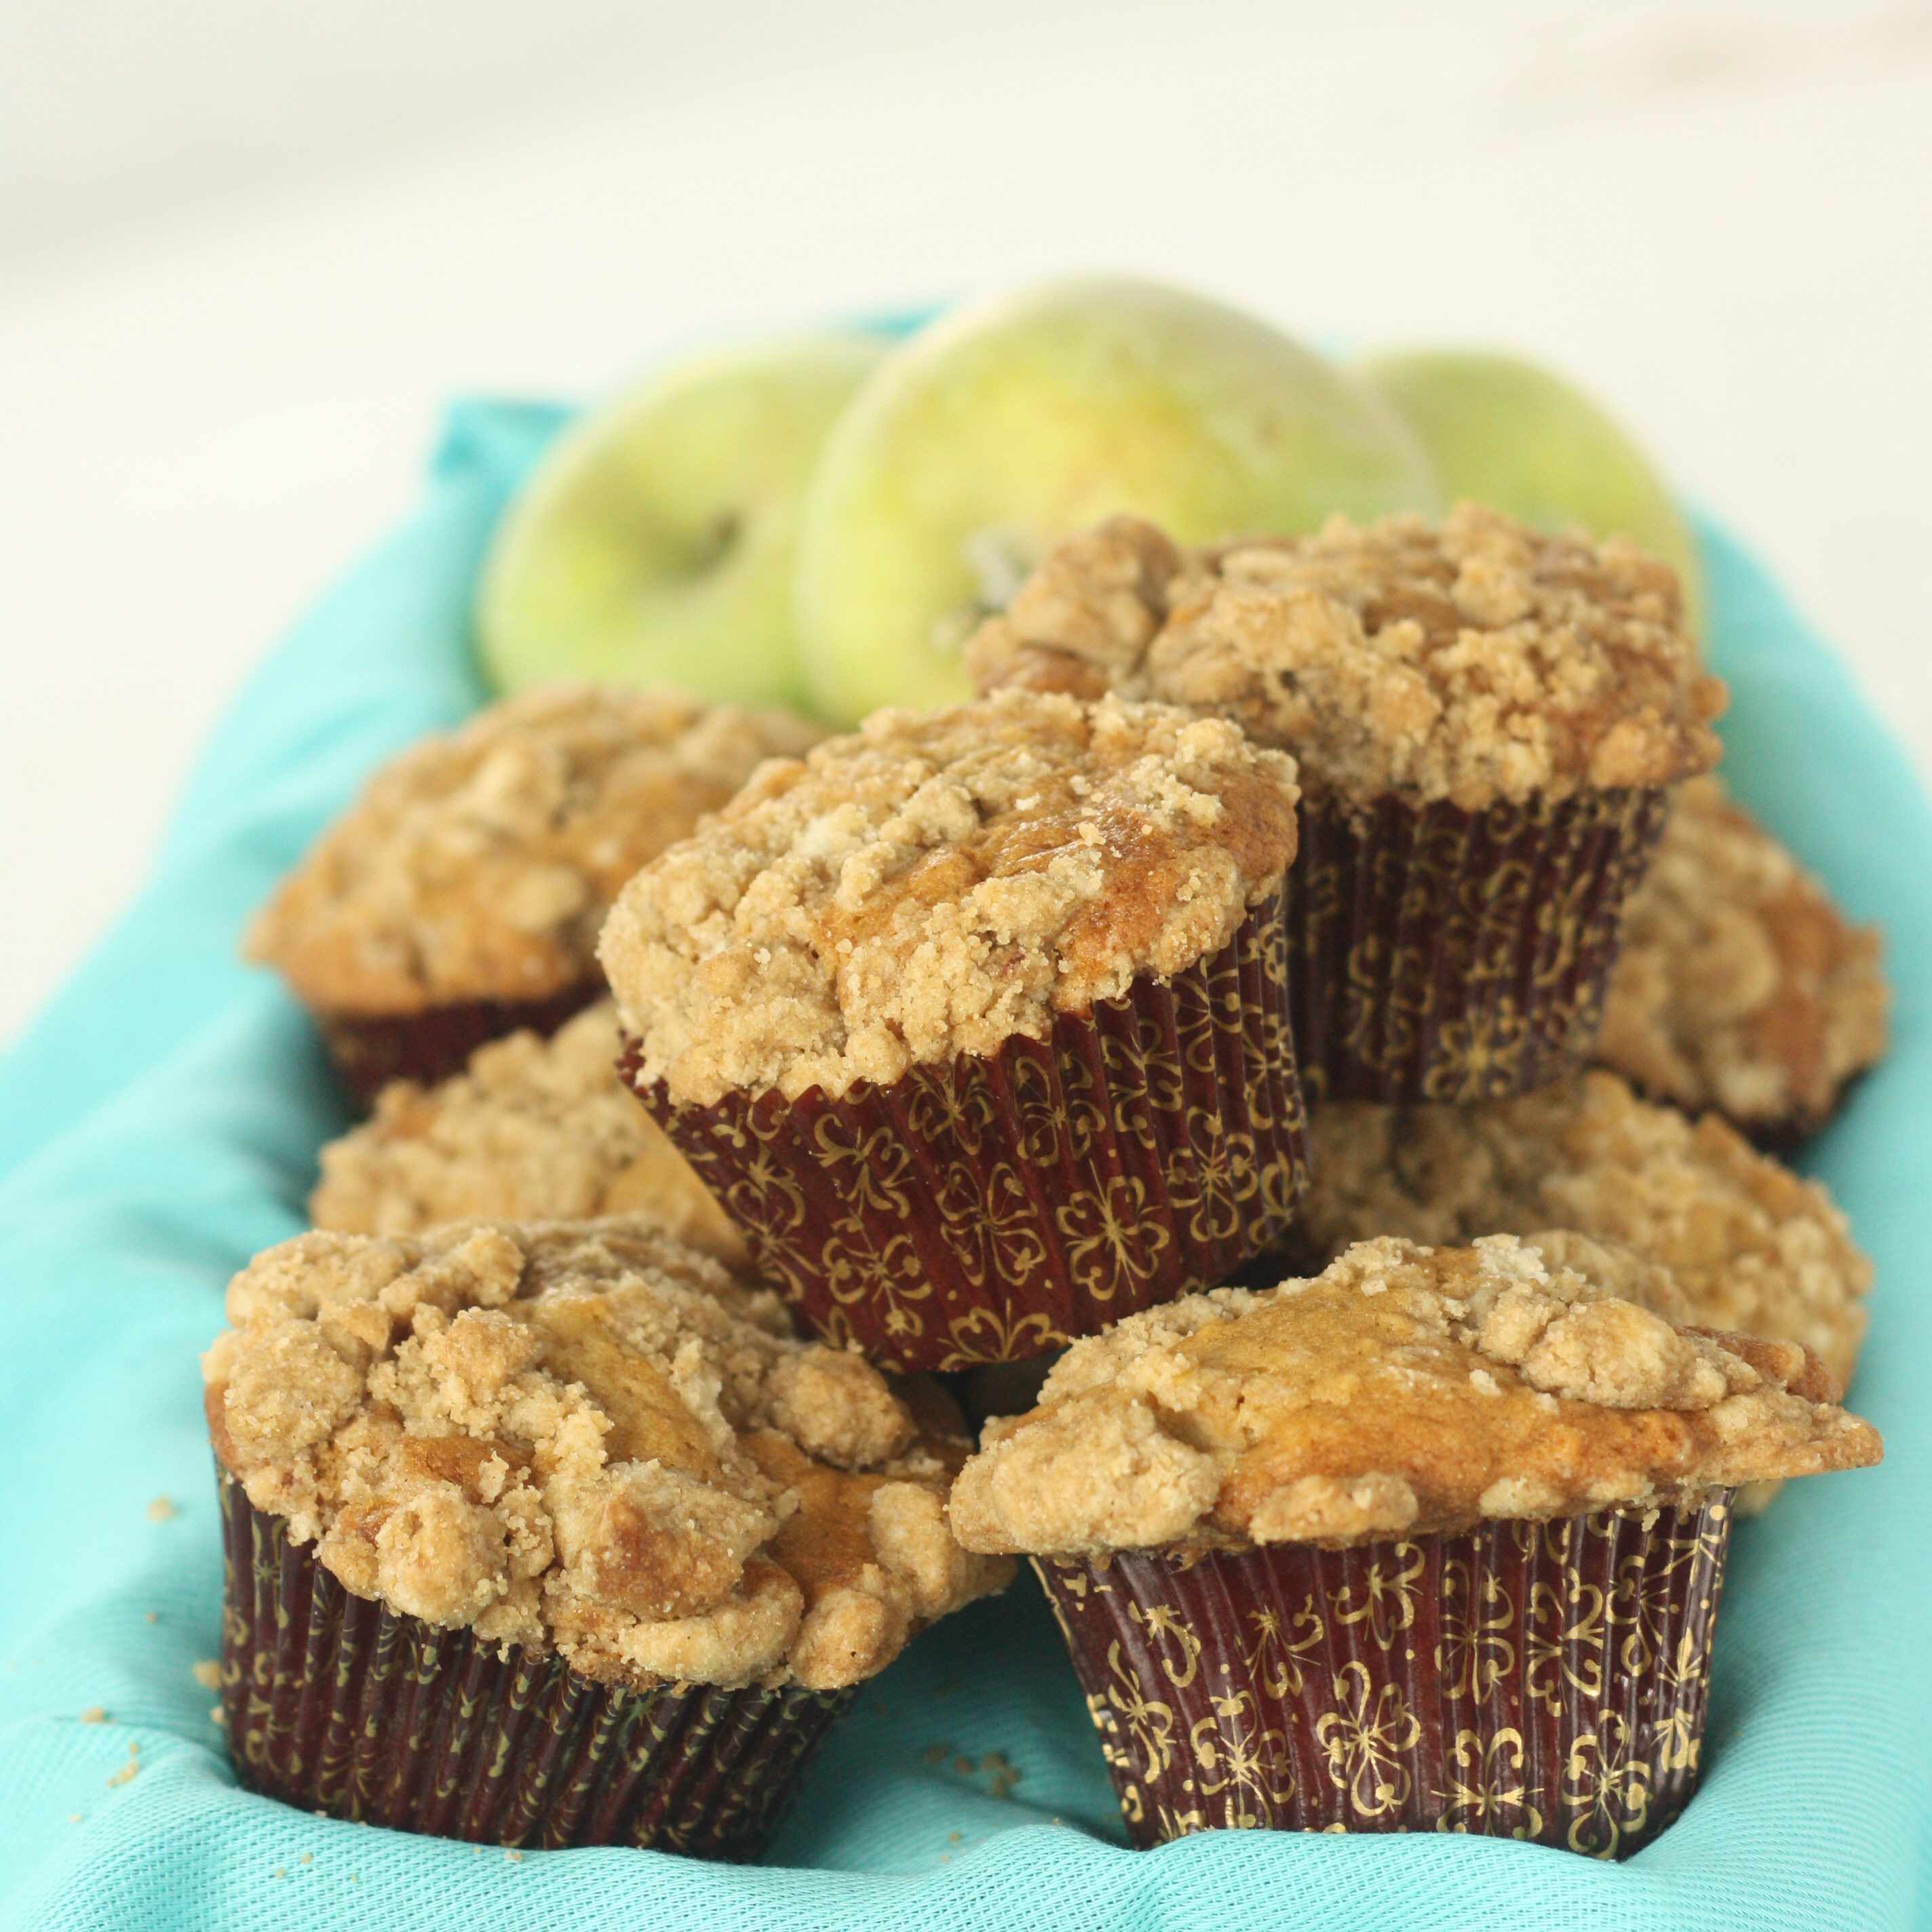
1036,1496,1731,1856
217,1473,851,1858
623,895,1307,1372
320,981,602,1106
1285,788,1670,1104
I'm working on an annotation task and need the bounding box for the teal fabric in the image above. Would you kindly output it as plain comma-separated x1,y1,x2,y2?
0,400,1925,1932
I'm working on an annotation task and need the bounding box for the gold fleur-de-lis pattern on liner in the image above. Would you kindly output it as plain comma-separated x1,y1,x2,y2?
1315,1663,1423,1817
1283,785,1671,1105
630,895,1307,1372
1433,1726,1545,1838
1327,1542,1426,1653
218,1476,851,1856
1435,1556,1517,1701
1034,1493,1729,1857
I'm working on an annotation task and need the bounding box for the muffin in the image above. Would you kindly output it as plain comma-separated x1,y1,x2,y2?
598,688,1307,1373
1293,1069,1872,1392
246,685,821,1101
967,507,1726,1103
204,1216,1009,1856
311,999,747,1267
951,1235,1880,1853
1593,775,1887,1144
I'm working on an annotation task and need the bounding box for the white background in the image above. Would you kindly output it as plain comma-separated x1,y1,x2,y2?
2,0,1927,1041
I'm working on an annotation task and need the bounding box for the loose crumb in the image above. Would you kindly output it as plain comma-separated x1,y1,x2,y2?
145,1496,177,1522
191,1660,222,1690
78,1706,106,1724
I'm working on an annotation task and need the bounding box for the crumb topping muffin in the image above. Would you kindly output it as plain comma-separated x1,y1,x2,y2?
1595,775,1887,1134
310,1001,747,1267
967,505,1726,810
1296,1069,1872,1387
203,1218,1009,1690
598,689,1300,1106
948,1234,1879,1556
247,686,822,1015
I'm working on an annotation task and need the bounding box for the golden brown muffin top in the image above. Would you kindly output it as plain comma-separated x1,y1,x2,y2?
966,505,1725,810
310,1001,746,1267
948,1235,1878,1556
246,686,822,1014
598,689,1300,1107
1595,776,1887,1136
1296,1070,1872,1389
203,1218,1009,1690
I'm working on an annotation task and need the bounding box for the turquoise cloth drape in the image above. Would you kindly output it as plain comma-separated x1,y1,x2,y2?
1,401,1924,1931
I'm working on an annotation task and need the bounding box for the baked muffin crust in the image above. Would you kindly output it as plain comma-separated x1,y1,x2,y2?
598,689,1300,1107
967,505,1725,811
1296,1070,1872,1387
1594,775,1887,1135
948,1234,1879,1556
247,686,821,1013
310,1001,746,1266
204,1218,1009,1689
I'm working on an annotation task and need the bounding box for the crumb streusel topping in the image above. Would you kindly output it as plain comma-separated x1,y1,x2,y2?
204,1218,1009,1690
1295,1070,1872,1387
1594,776,1887,1134
966,506,1725,811
598,689,1300,1107
247,686,822,1013
948,1234,1879,1556
310,1001,746,1266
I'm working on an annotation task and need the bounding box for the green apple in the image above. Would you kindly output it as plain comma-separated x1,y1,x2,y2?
476,333,889,711
1356,348,1703,632
794,279,1442,724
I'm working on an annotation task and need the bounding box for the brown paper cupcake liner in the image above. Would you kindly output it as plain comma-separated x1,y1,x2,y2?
217,1473,851,1857
1284,788,1670,1104
622,895,1307,1373
319,981,603,1106
1036,1495,1731,1857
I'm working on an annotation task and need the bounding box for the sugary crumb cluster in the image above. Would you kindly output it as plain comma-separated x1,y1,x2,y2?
311,1001,746,1267
1595,776,1887,1134
1295,1070,1872,1387
598,689,1300,1107
967,505,1725,810
204,1218,1009,1688
247,686,821,1013
948,1234,1880,1556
